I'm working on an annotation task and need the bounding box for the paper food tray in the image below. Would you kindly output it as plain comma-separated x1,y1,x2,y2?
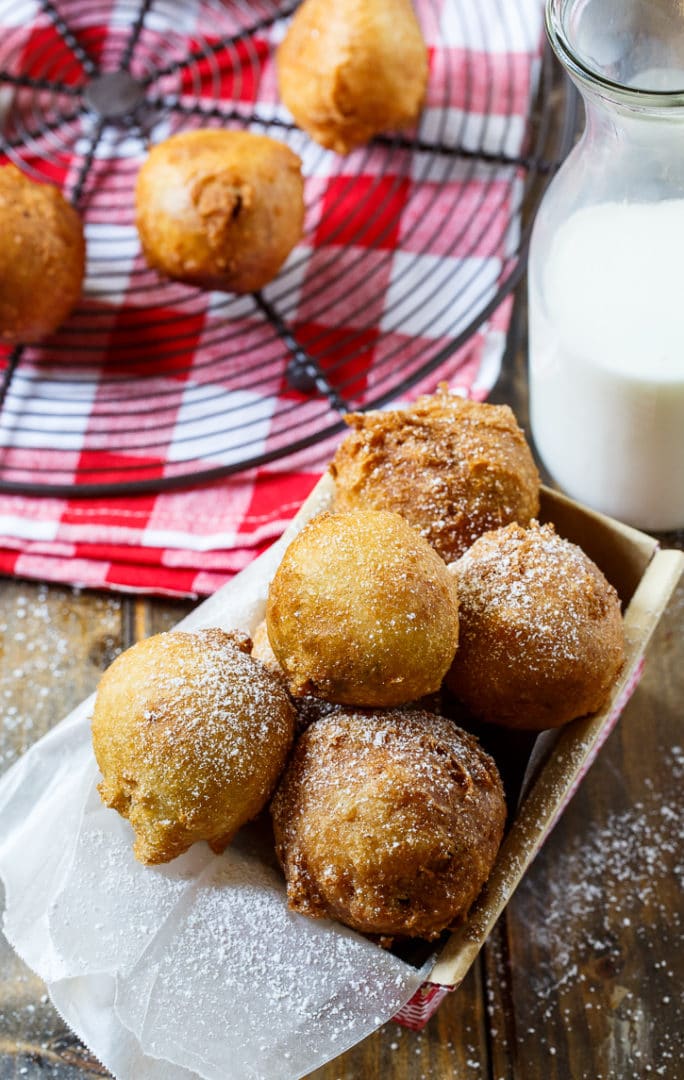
0,477,681,1073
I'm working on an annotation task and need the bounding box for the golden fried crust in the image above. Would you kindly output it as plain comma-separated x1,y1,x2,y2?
266,509,459,707
135,130,304,292
92,628,295,864
271,709,506,940
277,0,428,154
445,522,626,730
0,165,85,344
252,617,439,732
330,388,541,564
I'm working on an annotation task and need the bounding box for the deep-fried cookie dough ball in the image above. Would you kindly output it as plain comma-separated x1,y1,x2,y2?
277,0,428,154
445,522,626,730
0,165,85,344
266,509,459,707
251,617,440,731
135,130,304,292
330,388,541,564
92,628,295,864
271,709,506,940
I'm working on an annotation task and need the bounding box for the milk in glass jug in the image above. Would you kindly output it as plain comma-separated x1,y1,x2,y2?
528,0,684,532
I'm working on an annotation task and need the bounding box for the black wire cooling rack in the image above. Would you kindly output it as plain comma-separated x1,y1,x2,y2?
0,0,577,496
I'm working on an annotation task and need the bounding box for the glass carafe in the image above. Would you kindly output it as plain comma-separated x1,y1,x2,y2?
528,0,684,532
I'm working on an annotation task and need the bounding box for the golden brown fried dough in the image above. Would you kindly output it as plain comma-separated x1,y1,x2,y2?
271,708,506,940
0,165,84,344
277,0,428,154
135,130,304,292
266,509,459,707
92,628,295,864
445,522,626,730
330,387,541,564
251,617,438,731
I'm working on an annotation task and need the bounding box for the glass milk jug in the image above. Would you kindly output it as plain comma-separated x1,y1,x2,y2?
528,0,684,532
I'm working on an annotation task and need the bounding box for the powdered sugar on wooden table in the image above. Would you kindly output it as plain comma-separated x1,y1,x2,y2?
505,743,684,1079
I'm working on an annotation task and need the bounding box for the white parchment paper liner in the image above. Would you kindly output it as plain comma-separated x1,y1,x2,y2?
0,476,430,1080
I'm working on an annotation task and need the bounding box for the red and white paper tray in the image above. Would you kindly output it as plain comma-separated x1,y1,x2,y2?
0,0,544,597
0,473,681,1080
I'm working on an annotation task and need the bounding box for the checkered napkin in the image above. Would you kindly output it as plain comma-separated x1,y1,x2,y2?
0,0,544,597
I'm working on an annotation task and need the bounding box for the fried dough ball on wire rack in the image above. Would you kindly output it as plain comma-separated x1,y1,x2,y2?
445,521,626,730
135,129,304,293
277,0,428,154
330,387,541,564
271,708,506,941
0,165,85,344
266,509,459,707
92,629,295,864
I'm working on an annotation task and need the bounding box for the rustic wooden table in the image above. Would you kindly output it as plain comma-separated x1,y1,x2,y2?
1,307,683,1080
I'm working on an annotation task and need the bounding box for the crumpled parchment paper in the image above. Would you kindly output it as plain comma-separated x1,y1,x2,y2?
0,477,430,1080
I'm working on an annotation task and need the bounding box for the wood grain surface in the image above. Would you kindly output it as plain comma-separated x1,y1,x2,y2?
1,308,683,1079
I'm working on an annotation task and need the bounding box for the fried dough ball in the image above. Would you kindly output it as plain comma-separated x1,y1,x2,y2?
251,617,441,730
330,387,541,564
0,165,85,344
92,628,295,865
135,130,304,292
277,0,428,154
445,522,626,730
266,509,459,707
271,709,506,940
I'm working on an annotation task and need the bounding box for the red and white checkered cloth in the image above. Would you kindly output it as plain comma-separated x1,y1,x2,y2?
0,0,544,597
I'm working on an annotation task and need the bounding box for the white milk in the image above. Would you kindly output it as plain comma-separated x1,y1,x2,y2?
529,199,684,532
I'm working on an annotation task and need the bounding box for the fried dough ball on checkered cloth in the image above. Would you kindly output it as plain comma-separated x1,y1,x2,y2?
329,387,541,564
266,509,459,707
277,0,428,154
445,522,626,730
92,628,295,865
0,165,84,344
271,708,506,941
135,130,304,293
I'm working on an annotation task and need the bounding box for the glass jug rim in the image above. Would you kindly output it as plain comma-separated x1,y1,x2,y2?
546,0,684,109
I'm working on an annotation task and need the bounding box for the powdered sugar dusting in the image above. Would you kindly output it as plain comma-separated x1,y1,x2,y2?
47,777,215,977
130,631,286,784
114,831,427,1080
456,521,618,669
93,629,295,863
448,519,626,728
331,388,540,563
272,709,505,939
0,585,121,772
294,708,498,789
506,744,684,1078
